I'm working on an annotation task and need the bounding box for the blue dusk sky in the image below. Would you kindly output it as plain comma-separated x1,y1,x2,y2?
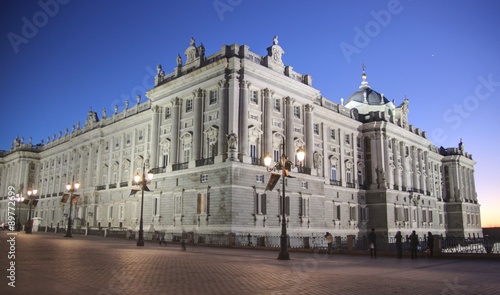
1,0,499,226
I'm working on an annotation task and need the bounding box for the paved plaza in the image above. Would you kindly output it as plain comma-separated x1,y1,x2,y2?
0,231,499,295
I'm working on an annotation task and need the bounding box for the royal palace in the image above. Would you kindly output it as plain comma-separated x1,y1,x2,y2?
0,37,482,241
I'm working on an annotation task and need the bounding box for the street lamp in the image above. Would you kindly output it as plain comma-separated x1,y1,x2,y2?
15,193,24,231
134,164,153,246
264,136,305,260
25,188,38,234
64,178,80,238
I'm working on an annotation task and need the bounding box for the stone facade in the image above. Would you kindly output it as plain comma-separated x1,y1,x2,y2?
0,38,482,241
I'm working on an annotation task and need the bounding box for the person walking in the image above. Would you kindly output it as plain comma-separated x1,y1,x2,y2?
427,231,434,258
368,228,377,259
395,231,403,259
409,230,419,259
325,232,333,255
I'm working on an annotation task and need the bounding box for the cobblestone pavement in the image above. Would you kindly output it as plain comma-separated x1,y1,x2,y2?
1,231,499,295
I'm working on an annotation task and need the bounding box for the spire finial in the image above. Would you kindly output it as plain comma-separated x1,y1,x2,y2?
359,63,370,89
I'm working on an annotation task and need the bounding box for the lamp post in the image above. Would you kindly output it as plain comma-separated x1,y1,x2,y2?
264,135,305,260
25,188,38,234
15,193,24,231
134,164,153,246
64,177,80,238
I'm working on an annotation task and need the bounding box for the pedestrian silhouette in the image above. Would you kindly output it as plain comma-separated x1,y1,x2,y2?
368,228,377,259
395,231,403,259
409,230,419,259
427,231,434,258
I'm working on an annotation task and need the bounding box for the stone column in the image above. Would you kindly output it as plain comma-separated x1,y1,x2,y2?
193,89,203,160
150,105,161,168
227,73,240,144
263,89,273,158
285,97,294,160
239,80,250,163
369,135,378,189
217,80,228,162
400,143,408,190
393,139,400,189
171,98,181,164
304,104,314,169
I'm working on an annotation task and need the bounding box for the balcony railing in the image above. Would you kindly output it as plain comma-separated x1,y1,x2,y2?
119,182,128,187
251,157,261,166
172,162,189,171
297,166,311,175
95,185,106,191
150,167,166,174
330,179,341,186
346,182,355,188
108,183,117,189
195,157,214,167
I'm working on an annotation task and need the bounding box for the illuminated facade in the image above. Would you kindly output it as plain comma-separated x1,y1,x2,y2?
0,38,482,240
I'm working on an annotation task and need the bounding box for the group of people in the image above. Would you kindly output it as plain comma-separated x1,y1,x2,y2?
379,229,434,259
395,230,434,259
326,229,435,259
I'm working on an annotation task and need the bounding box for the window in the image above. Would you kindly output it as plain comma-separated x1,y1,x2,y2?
174,195,182,215
119,205,124,220
256,175,264,183
359,207,368,222
200,174,208,183
357,171,364,186
163,155,169,167
153,198,159,216
273,98,281,112
197,193,210,214
404,208,409,221
331,165,337,181
428,210,433,223
294,106,301,118
255,193,267,215
314,124,319,135
107,206,113,220
183,149,190,163
126,135,131,145
273,149,280,163
301,181,308,189
330,129,336,140
345,134,350,145
422,209,427,222
279,196,290,216
250,144,257,160
186,99,193,112
350,206,357,221
250,90,258,104
165,107,171,119
299,197,309,217
346,168,352,184
336,205,341,220
138,130,143,141
209,90,218,104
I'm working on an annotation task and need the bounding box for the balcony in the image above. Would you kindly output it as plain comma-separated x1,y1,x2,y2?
297,166,311,175
172,162,189,171
150,167,166,174
251,157,261,166
346,182,355,188
95,185,106,191
195,157,214,167
330,179,341,186
119,182,128,187
108,183,117,189
393,184,399,190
